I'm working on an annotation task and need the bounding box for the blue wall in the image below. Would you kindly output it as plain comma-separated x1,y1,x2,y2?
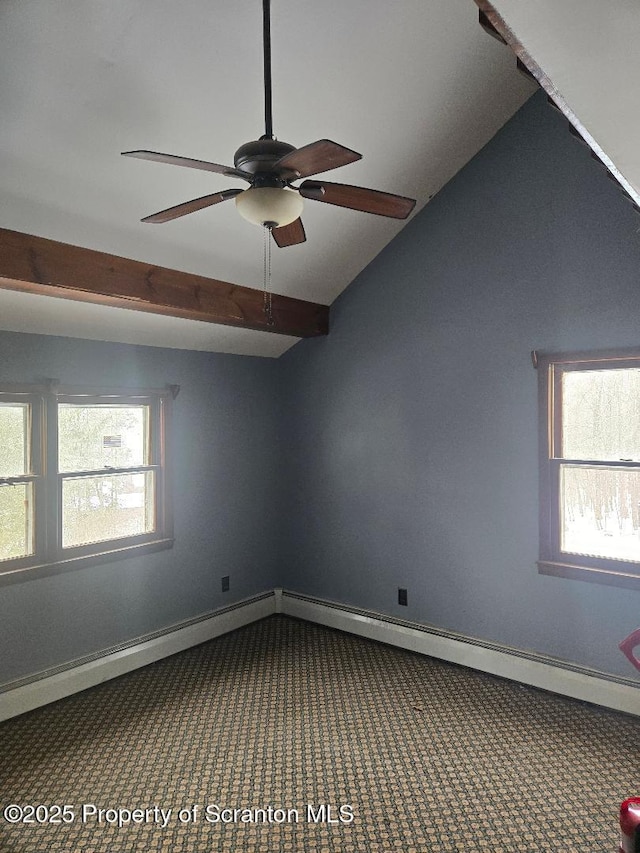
3,92,640,686
279,92,640,680
0,332,283,682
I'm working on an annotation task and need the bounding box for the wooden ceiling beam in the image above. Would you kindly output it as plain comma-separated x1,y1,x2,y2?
0,228,328,338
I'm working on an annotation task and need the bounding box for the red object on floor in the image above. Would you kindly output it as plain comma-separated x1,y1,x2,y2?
619,629,640,672
619,797,640,853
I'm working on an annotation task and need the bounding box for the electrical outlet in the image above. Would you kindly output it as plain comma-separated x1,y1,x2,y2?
221,575,230,592
398,588,408,606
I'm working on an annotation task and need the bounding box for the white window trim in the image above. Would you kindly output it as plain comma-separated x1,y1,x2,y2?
0,381,174,586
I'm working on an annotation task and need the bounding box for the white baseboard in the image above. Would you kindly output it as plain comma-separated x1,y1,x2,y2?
0,591,276,723
280,590,640,717
2,587,637,722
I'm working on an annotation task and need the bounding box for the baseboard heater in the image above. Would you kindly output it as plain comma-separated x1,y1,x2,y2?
278,590,639,717
0,591,276,722
1,587,638,722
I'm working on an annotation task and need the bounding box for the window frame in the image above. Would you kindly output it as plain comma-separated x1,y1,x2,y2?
0,382,173,585
0,387,46,571
538,348,640,590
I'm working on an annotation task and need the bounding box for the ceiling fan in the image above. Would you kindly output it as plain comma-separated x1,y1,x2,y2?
122,0,416,248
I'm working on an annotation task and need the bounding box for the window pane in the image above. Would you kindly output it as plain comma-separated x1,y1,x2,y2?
0,403,28,476
562,368,640,461
62,471,155,548
560,465,640,562
58,405,149,472
0,483,33,561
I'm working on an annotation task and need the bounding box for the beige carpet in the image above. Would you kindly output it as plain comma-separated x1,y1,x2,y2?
1,614,638,851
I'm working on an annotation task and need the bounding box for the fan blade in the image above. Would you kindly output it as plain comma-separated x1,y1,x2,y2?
141,189,243,223
122,150,252,182
274,140,361,179
299,180,416,219
271,218,306,248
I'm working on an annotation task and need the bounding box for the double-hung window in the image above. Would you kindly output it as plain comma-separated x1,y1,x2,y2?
538,350,640,589
0,384,173,582
0,390,42,566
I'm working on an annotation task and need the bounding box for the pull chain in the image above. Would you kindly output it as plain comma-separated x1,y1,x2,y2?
263,225,274,326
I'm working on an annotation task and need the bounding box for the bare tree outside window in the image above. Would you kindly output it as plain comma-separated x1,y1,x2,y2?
0,403,33,562
0,386,172,582
538,352,640,588
560,369,640,563
58,405,154,548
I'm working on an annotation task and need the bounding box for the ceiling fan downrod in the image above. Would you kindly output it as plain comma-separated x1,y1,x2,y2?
262,0,274,140
121,0,416,244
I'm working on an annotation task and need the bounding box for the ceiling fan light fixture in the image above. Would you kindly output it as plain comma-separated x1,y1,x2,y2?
235,186,303,228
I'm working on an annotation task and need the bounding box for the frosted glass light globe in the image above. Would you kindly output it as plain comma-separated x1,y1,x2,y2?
235,187,303,228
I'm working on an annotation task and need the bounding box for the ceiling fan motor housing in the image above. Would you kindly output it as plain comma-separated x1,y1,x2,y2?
234,138,297,180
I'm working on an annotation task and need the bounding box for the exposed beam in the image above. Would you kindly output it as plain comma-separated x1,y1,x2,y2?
0,228,328,338
478,9,506,44
475,0,640,211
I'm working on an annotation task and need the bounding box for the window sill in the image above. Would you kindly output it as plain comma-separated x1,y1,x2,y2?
538,559,640,591
0,538,174,587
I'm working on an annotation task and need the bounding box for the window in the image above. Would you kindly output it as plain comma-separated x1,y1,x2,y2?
0,383,173,583
0,392,41,565
538,350,640,589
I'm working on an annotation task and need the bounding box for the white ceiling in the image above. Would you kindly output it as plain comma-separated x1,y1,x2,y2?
0,0,534,357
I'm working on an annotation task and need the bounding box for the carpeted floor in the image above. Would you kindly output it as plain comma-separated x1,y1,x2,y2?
1,614,638,852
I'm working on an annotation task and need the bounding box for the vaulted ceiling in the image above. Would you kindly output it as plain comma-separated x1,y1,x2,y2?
477,0,640,210
2,1,633,358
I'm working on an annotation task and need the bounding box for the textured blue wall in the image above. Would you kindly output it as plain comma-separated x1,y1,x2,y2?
279,92,640,680
0,332,283,682
4,92,640,685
